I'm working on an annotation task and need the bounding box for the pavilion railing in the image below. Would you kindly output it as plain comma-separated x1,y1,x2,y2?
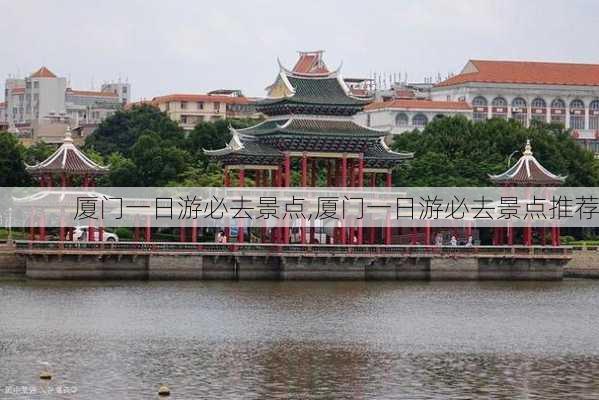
13,241,573,257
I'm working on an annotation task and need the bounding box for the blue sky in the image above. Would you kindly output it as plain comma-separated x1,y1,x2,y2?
2,0,598,100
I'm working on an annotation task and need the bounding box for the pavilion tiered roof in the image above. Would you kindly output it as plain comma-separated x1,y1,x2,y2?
489,140,565,186
26,127,109,176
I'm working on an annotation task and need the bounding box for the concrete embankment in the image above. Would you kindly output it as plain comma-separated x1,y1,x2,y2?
0,243,25,276
19,252,567,281
565,249,599,278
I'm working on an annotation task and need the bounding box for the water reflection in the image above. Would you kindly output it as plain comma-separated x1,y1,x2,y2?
1,280,599,399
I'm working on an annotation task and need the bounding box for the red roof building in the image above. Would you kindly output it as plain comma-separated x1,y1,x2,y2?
431,59,599,134
30,66,57,78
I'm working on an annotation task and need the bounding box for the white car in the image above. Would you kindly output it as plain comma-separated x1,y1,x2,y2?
73,226,119,242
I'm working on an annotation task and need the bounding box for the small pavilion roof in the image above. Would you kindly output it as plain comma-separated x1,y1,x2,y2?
489,140,566,186
25,127,109,176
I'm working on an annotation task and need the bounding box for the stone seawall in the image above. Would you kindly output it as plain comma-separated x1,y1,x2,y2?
565,250,599,279
0,249,25,276
20,253,566,281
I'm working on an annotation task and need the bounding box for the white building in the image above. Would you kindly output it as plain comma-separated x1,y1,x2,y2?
357,99,472,135
3,66,128,139
431,59,599,133
0,102,6,125
101,82,131,105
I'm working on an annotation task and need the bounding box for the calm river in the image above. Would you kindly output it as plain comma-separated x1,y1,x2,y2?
1,279,599,399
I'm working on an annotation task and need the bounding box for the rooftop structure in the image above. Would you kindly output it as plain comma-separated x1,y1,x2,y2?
489,140,566,186
25,127,109,176
205,52,412,245
436,60,599,88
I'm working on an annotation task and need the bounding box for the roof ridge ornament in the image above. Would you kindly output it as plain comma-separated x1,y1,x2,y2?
64,125,73,143
523,139,532,156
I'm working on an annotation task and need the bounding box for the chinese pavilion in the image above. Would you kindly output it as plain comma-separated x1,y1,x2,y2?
26,127,109,241
490,139,565,246
205,52,413,244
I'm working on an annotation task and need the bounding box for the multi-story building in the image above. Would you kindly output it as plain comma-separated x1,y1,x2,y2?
3,66,127,140
357,99,472,135
0,102,6,125
65,89,120,125
151,92,260,130
101,82,131,105
431,59,599,152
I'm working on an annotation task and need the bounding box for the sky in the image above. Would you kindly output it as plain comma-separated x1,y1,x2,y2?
2,0,599,101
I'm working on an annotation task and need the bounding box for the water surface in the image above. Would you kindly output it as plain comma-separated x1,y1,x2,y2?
1,279,599,399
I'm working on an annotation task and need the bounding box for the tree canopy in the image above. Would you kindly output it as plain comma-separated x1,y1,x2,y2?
0,133,29,186
83,105,258,186
85,105,185,157
391,116,599,187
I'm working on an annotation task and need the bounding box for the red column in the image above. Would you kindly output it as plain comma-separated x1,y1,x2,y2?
39,213,46,241
425,221,431,245
224,168,230,187
145,215,151,242
238,168,245,187
341,155,347,187
311,159,317,187
179,221,186,242
541,227,546,246
134,218,140,241
556,226,561,246
238,169,245,244
98,225,104,242
301,154,308,187
284,153,291,188
192,219,198,243
255,170,261,187
385,170,392,244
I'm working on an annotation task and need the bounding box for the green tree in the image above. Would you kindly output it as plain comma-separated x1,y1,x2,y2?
85,104,184,157
0,133,29,186
22,141,55,166
130,132,190,186
392,116,599,187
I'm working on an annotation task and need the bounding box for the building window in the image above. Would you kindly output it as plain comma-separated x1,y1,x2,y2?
491,97,507,119
570,99,585,129
412,113,428,128
589,100,599,130
472,96,488,122
530,97,547,123
33,81,39,89
395,113,409,127
214,102,220,112
511,97,528,126
366,113,371,127
197,102,204,109
180,101,187,110
550,98,566,126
